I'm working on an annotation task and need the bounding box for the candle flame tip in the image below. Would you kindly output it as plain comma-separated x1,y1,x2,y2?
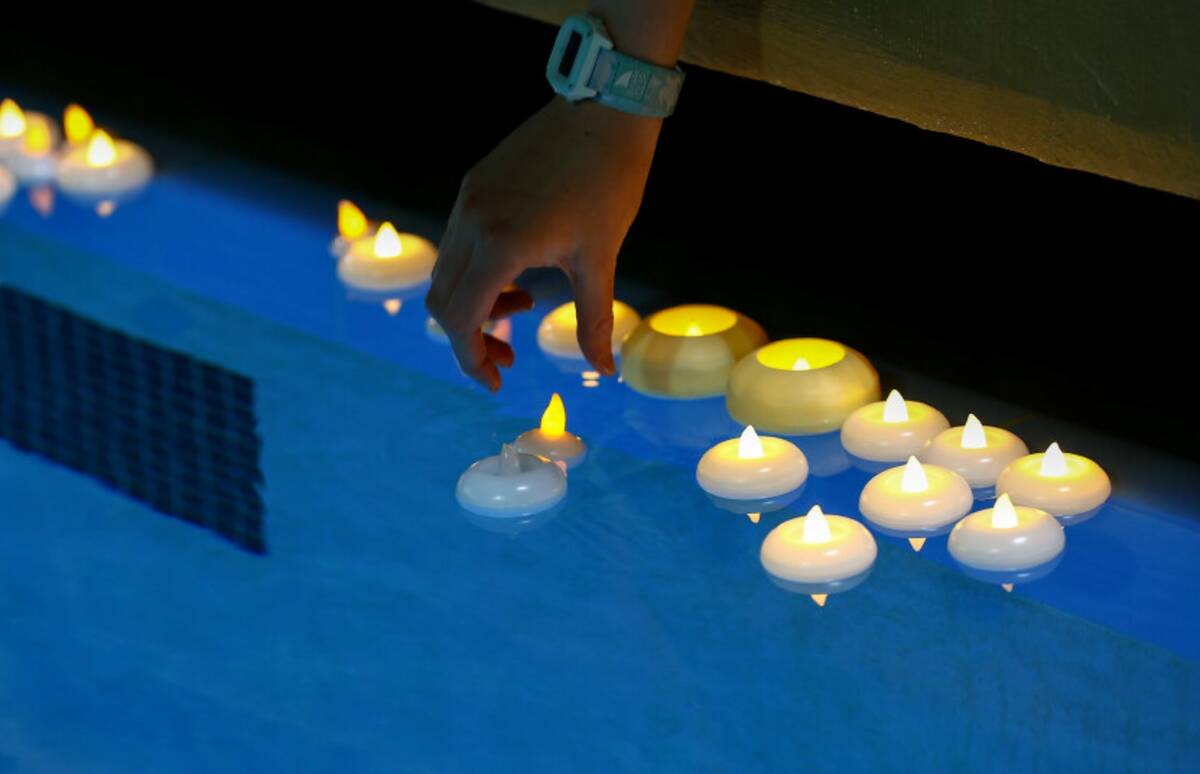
883,389,909,422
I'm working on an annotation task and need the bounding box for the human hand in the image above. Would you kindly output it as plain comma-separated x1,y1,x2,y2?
426,96,662,390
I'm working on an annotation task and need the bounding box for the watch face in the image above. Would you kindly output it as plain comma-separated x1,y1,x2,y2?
558,30,583,78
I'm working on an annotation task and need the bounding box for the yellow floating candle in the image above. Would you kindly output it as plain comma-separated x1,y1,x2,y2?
919,414,1028,489
514,393,587,469
0,99,60,163
56,128,153,201
840,389,950,461
536,300,641,360
696,425,809,500
5,116,59,184
859,456,973,537
726,338,880,435
337,221,437,293
620,304,766,398
996,442,1111,519
948,493,1064,572
760,505,877,602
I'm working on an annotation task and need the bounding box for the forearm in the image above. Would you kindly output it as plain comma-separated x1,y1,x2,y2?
589,0,695,67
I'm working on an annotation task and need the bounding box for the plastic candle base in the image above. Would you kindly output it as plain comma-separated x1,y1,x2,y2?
706,485,805,518
56,133,153,202
456,444,567,518
620,304,766,399
337,224,437,293
6,150,58,185
514,429,587,469
859,458,974,535
996,443,1112,519
696,426,809,500
840,390,950,462
537,300,641,360
919,414,1028,489
760,505,877,585
948,494,1065,572
726,338,880,435
954,554,1063,586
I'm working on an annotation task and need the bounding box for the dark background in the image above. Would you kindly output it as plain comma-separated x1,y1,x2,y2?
3,4,1196,458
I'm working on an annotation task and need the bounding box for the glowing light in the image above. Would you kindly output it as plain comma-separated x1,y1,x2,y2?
1001,583,1014,593
540,393,566,437
991,494,1019,529
908,537,926,552
961,414,987,449
802,505,832,543
756,338,847,371
737,425,764,459
1039,442,1068,477
581,370,600,380
649,305,737,337
338,199,368,240
373,222,402,258
95,200,116,218
747,512,761,524
0,99,26,138
810,594,828,607
900,456,929,493
383,299,402,315
883,389,909,423
22,119,52,154
582,379,599,388
86,129,117,167
64,104,94,145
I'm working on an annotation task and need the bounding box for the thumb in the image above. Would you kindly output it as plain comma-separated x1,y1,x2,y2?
568,257,617,376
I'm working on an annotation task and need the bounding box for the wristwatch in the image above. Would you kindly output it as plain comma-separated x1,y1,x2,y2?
546,13,685,118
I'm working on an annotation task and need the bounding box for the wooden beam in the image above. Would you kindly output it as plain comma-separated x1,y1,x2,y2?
480,0,1200,199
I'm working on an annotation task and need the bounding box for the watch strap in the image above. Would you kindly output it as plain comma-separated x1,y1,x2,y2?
587,48,684,118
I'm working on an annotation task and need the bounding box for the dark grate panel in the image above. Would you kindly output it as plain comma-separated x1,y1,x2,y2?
0,286,266,554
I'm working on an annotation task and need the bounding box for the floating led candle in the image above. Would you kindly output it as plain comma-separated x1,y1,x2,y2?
620,304,766,398
456,443,567,517
514,393,587,469
537,300,641,360
996,442,1111,521
330,199,371,258
948,493,1064,575
760,505,877,604
919,414,1028,489
56,128,153,201
337,221,437,293
63,104,94,146
726,338,880,435
859,456,973,542
840,389,950,462
0,99,59,159
696,425,809,500
4,116,59,184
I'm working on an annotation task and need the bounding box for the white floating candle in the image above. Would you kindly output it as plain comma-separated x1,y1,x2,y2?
840,389,950,462
948,493,1064,572
920,414,1028,488
727,338,881,435
620,304,767,398
4,116,59,184
859,456,973,537
514,393,587,469
696,425,809,500
537,299,641,360
337,221,437,293
0,99,59,159
456,443,567,518
56,129,153,201
760,505,877,588
996,442,1111,519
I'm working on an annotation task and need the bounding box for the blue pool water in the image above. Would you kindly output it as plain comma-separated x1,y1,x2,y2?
2,128,1199,773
